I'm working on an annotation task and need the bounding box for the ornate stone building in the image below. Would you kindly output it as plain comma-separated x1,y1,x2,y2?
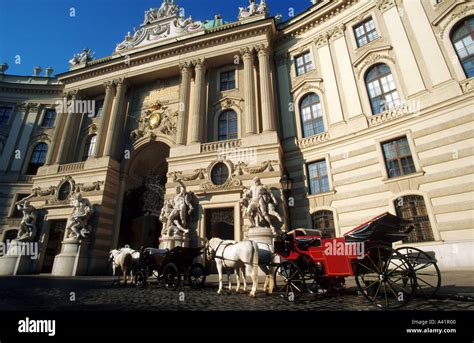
0,0,473,275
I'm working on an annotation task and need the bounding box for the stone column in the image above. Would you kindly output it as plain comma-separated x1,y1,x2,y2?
189,59,207,144
93,81,114,157
402,0,451,86
257,45,275,132
315,34,344,125
379,1,425,96
241,47,257,136
56,90,79,164
331,25,363,119
0,103,29,171
45,112,64,165
104,78,128,158
10,103,41,172
176,62,192,145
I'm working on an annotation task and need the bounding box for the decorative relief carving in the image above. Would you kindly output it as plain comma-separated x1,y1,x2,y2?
328,24,346,41
298,132,330,149
438,4,474,38
75,180,105,193
130,100,178,142
115,1,203,53
367,103,415,127
314,34,329,48
376,0,396,13
167,169,206,182
355,53,396,78
460,78,474,93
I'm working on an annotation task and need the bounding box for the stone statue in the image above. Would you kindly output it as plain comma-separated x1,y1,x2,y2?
14,200,37,242
238,0,268,20
240,177,282,235
65,194,94,241
69,48,95,67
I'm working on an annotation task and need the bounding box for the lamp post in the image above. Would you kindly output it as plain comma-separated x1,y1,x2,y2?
280,172,294,231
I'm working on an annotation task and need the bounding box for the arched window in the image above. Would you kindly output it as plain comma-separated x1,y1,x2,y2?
218,110,237,141
451,17,474,78
394,195,434,243
82,135,97,161
311,210,336,238
27,143,48,175
365,64,400,115
300,93,324,138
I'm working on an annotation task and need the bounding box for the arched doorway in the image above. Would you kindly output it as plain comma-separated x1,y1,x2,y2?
119,141,170,250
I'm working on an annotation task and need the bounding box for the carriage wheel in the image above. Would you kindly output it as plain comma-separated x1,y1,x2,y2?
274,261,306,300
163,263,181,290
396,247,441,298
134,270,147,289
187,263,206,289
355,245,417,309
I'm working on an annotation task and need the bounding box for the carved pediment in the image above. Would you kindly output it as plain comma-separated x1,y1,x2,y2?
352,46,395,78
115,1,204,53
291,78,324,97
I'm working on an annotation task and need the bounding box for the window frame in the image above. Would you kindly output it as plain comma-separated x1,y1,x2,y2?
219,69,236,92
306,159,331,195
217,110,238,141
381,136,417,179
0,106,13,126
82,135,97,161
41,108,57,128
311,210,337,238
394,194,435,243
353,17,379,48
26,142,48,175
299,93,325,138
364,63,401,115
294,51,314,76
450,16,474,79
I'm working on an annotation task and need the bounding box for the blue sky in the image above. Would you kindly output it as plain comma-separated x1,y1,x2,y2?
0,0,312,76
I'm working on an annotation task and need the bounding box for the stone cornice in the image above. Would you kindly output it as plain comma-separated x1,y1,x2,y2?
58,20,275,86
278,0,357,41
0,82,63,95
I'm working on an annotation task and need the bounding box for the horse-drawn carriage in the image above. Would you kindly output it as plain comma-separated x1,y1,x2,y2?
134,246,206,290
274,212,441,309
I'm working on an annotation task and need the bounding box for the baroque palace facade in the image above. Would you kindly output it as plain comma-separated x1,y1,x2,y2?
0,0,473,275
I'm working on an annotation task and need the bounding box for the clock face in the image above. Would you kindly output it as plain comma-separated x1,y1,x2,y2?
148,111,161,129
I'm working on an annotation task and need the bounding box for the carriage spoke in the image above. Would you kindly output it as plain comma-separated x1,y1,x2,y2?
358,262,379,275
383,282,389,307
367,254,381,274
386,280,401,300
361,279,379,291
387,278,412,294
416,276,436,288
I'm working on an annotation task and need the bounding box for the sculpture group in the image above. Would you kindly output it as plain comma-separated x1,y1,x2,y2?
238,0,268,20
64,194,94,241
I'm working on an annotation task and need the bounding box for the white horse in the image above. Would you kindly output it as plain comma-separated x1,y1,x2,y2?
109,247,140,285
229,242,275,295
206,238,259,297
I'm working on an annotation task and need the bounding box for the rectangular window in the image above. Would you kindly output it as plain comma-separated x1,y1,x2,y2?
0,106,13,126
307,160,330,195
295,52,314,76
354,17,379,48
41,109,57,127
94,99,104,117
220,70,236,91
382,137,416,178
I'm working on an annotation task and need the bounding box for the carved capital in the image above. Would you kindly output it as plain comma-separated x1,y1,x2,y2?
328,24,346,41
193,58,207,70
179,61,193,73
314,33,329,48
240,47,255,60
103,80,114,90
114,77,130,89
256,44,271,57
376,0,396,13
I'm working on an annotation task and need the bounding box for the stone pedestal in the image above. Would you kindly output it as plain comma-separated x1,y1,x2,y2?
0,241,38,275
247,226,275,246
52,239,90,276
159,236,190,250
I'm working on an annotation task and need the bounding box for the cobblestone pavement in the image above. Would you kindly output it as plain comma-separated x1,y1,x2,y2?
0,276,472,311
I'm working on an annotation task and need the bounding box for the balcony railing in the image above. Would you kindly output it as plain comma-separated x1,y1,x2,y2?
298,132,329,149
58,161,85,173
201,139,242,153
18,175,34,182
